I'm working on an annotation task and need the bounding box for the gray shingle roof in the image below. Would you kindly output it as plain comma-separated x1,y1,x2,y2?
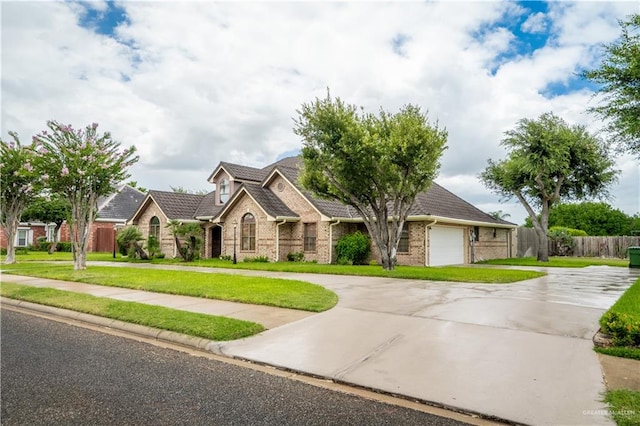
194,191,224,219
220,162,266,182
97,185,146,221
269,157,510,225
243,184,298,218
148,190,204,221
409,183,514,225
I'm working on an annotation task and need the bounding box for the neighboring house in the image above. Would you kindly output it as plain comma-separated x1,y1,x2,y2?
59,185,146,252
1,185,145,252
130,157,516,266
0,222,52,250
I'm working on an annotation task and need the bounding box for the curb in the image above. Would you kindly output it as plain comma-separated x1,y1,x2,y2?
0,297,225,355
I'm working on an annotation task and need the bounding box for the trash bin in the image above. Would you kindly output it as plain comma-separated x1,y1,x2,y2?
628,247,640,268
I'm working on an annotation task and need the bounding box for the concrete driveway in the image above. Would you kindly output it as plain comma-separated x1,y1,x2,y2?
219,266,640,425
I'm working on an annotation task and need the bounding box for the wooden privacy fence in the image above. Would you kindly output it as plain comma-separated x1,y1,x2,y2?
517,227,640,258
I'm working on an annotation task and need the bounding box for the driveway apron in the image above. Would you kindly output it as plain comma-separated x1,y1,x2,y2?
215,266,639,425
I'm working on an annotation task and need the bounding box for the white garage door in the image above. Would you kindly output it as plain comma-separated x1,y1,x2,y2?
429,226,465,266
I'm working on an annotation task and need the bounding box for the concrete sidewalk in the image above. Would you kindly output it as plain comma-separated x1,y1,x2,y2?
3,263,639,425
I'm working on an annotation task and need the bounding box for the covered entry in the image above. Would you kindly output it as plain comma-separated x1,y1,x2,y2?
211,226,222,258
428,226,464,266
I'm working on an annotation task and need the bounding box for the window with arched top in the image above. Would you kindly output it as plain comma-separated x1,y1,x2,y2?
241,213,256,251
220,179,229,203
150,216,160,240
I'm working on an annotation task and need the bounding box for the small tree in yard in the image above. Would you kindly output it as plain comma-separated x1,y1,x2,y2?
116,226,149,260
295,92,447,270
32,121,138,270
22,194,70,253
1,132,41,263
166,220,202,262
480,112,617,262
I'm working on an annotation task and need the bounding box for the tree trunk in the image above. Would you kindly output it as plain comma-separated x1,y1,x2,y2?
3,220,18,264
536,229,549,262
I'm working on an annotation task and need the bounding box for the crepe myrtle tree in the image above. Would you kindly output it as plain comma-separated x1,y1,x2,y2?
32,121,138,270
0,132,41,263
480,112,617,262
295,92,447,270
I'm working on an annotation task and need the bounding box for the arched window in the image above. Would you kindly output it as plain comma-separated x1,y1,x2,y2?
220,179,229,203
150,216,160,240
241,213,256,251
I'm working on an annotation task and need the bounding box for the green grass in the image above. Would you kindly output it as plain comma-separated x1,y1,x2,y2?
1,263,338,312
603,390,640,426
146,257,544,283
595,347,640,361
598,278,640,354
7,251,544,283
1,283,264,341
480,256,629,268
5,251,122,262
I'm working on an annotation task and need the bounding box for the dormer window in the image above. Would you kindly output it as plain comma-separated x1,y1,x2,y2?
220,179,229,203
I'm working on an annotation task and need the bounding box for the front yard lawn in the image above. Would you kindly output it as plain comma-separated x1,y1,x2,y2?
1,263,338,312
150,258,544,283
1,283,264,341
480,257,629,268
6,252,544,282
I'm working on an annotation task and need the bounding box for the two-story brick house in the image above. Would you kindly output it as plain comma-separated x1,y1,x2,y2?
129,157,516,266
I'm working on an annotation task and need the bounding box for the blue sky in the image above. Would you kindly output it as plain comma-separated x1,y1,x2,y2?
2,1,638,225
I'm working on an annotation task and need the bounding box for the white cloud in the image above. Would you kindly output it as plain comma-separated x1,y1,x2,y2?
521,12,548,34
2,1,638,225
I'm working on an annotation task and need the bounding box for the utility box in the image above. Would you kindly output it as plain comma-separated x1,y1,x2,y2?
629,247,640,268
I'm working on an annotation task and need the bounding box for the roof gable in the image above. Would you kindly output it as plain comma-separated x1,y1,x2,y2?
97,185,146,222
207,161,265,183
144,190,204,221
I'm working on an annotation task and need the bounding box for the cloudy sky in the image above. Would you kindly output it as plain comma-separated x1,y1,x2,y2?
2,1,638,225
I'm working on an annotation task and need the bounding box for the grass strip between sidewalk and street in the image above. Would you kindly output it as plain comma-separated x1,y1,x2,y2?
1,263,338,312
7,252,545,283
0,283,264,341
603,390,640,426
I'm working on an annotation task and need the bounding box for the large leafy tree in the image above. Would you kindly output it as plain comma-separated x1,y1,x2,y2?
480,112,617,261
294,92,447,270
22,194,70,253
547,202,630,236
582,13,640,156
32,121,138,270
0,132,40,263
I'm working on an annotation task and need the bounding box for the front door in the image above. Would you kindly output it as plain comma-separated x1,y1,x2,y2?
211,226,222,258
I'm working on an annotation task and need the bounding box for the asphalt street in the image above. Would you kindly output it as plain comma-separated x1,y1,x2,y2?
0,309,473,426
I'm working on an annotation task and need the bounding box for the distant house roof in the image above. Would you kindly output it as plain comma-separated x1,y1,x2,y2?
96,185,146,222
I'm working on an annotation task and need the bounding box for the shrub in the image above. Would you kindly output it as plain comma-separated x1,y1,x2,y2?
219,255,232,261
116,226,149,260
600,311,640,347
548,228,575,256
287,251,305,262
56,242,72,252
36,237,49,252
147,235,161,258
243,256,270,263
335,231,371,265
549,226,587,237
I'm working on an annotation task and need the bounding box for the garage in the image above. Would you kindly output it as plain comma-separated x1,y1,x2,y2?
428,226,465,266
